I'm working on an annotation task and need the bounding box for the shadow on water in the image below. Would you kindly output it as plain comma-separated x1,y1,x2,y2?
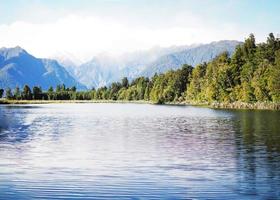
230,110,280,198
0,107,10,136
0,104,73,144
0,105,39,142
4,105,41,109
232,110,280,152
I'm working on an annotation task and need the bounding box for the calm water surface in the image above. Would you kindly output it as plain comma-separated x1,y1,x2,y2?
0,103,280,199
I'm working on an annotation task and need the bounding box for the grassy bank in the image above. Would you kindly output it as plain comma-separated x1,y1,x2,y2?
210,101,280,110
1,99,280,110
164,101,280,110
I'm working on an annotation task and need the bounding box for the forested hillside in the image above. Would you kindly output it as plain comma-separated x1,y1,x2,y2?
1,33,280,107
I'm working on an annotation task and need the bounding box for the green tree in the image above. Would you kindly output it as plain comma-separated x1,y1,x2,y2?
230,45,244,86
47,86,54,100
251,60,271,101
109,82,122,100
95,86,108,100
22,85,32,100
14,86,21,100
70,86,77,92
186,63,207,101
48,86,54,92
265,33,279,63
61,84,66,91
0,88,4,98
56,85,61,93
33,86,42,100
268,50,280,102
177,64,193,94
242,33,256,62
5,88,13,100
239,62,256,102
201,52,231,102
121,77,129,89
150,74,166,103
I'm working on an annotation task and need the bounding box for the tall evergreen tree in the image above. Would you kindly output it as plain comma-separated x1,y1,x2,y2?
0,89,4,98
22,85,32,100
268,50,280,102
14,87,21,100
33,86,43,100
5,88,13,100
121,77,129,89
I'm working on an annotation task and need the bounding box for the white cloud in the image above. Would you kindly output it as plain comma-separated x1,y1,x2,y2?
0,14,246,61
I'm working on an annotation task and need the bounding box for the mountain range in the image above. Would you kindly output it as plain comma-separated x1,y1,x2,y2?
60,40,240,89
0,46,86,90
0,40,241,90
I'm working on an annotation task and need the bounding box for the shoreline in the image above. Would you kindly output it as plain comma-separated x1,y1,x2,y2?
0,99,149,105
210,102,280,111
1,99,280,110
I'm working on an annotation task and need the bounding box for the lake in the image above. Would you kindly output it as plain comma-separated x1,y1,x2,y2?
0,103,280,199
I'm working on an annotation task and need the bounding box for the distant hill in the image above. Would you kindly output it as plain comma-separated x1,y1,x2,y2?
140,40,240,77
61,40,241,89
0,46,86,90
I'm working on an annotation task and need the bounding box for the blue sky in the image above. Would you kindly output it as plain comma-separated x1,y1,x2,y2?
0,0,279,60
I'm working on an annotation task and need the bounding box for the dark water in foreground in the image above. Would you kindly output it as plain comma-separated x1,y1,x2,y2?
0,103,280,199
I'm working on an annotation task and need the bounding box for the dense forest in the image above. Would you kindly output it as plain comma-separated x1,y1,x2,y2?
1,33,280,104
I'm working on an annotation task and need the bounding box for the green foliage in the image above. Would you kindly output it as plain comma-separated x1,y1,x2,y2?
33,86,43,100
70,86,77,92
268,50,280,102
243,33,256,62
95,86,108,100
251,61,271,101
22,85,32,100
0,89,4,98
2,33,280,105
5,88,13,100
109,82,122,100
121,77,129,89
186,33,280,104
186,63,206,101
14,87,21,100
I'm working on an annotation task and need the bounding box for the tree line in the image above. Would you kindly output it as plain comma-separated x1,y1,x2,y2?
0,33,279,104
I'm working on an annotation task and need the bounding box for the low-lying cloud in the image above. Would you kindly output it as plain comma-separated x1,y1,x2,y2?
0,14,247,61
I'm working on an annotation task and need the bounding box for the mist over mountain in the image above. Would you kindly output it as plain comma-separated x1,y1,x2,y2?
0,46,86,90
65,45,198,89
0,40,241,90
141,40,240,77
58,40,241,89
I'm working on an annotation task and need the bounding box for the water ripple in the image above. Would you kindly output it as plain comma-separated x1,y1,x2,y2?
0,103,280,199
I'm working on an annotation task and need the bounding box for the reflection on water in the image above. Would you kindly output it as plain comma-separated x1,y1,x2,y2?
0,107,9,134
0,104,280,199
